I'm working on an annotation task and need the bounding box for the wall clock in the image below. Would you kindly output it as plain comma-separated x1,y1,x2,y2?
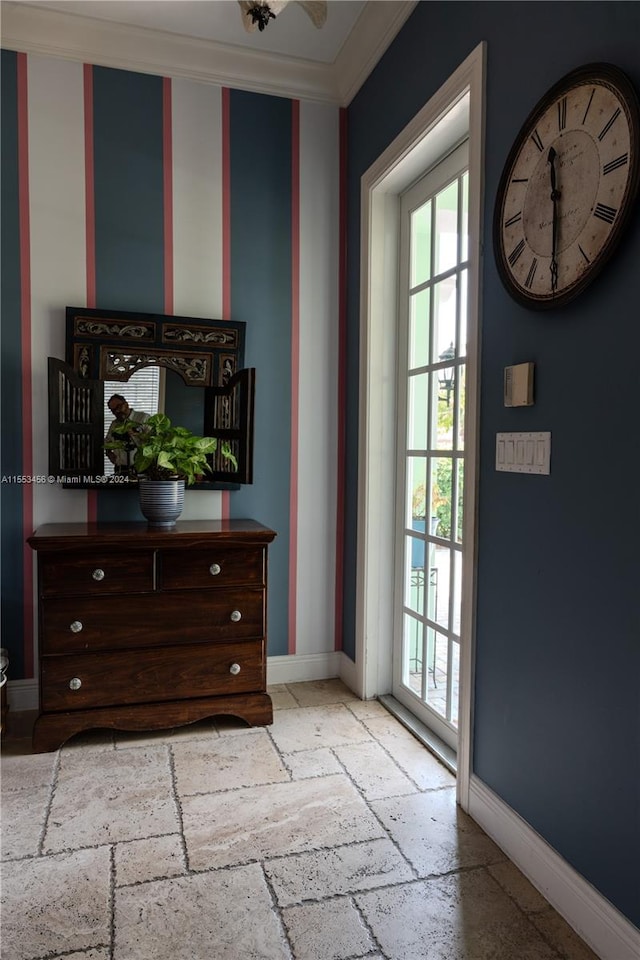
493,63,640,309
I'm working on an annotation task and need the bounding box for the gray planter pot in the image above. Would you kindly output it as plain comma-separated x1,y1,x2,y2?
138,478,185,527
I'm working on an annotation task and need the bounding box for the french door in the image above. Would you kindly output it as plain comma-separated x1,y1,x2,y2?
394,141,469,752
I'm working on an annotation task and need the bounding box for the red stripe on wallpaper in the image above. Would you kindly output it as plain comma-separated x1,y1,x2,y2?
163,77,174,315
221,87,232,521
84,63,98,524
288,100,300,656
17,53,34,676
334,107,348,653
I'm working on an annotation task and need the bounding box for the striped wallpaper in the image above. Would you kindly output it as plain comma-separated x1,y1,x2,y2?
0,50,345,678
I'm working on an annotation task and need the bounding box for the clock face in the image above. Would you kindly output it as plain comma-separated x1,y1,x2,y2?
494,64,640,308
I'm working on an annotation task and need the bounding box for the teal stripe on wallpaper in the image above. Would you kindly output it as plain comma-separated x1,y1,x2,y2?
91,66,165,522
0,50,25,677
228,89,292,658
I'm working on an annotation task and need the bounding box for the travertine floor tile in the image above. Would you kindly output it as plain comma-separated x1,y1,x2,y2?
357,870,559,959
182,774,385,870
531,909,601,960
282,747,343,780
1,847,111,960
265,838,414,905
346,699,389,720
371,788,504,877
363,715,455,789
60,731,115,753
115,834,186,886
333,740,417,800
1,783,51,860
268,683,300,709
44,745,178,852
114,863,289,959
488,860,551,914
114,719,218,749
269,703,372,754
172,728,288,795
282,897,375,960
286,678,358,707
1,748,57,792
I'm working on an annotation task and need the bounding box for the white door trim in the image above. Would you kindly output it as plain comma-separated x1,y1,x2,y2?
354,42,486,810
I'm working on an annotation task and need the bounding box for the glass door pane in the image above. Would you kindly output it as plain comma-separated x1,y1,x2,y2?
394,141,469,752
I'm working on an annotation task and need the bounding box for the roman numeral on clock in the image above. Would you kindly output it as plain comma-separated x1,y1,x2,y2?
582,88,595,125
524,258,538,289
578,245,590,264
593,203,617,224
508,238,526,267
504,211,522,228
531,129,544,152
557,97,567,131
603,153,629,175
598,107,621,141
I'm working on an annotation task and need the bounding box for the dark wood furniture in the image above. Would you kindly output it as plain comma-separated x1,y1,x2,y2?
28,520,276,752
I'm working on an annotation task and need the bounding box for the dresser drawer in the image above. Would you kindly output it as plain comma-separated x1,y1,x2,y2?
41,639,265,711
41,588,265,654
39,551,154,598
160,546,264,591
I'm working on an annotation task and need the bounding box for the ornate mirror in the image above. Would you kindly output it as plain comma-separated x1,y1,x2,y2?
48,306,255,489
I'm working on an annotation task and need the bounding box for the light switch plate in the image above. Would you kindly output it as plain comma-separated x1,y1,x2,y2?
504,362,534,406
496,431,551,474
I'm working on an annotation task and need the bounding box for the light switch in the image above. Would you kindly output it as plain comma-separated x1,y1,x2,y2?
496,432,550,474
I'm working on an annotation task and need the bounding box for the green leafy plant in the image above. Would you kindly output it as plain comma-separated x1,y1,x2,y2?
105,413,237,486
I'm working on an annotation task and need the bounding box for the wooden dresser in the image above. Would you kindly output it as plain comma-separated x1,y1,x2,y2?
28,519,276,752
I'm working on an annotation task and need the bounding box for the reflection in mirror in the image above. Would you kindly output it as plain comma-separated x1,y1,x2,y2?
102,364,164,477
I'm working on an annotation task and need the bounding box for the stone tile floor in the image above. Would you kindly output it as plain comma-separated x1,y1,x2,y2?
1,679,599,960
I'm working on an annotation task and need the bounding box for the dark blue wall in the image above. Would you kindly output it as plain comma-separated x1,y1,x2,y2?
346,0,640,928
0,51,25,677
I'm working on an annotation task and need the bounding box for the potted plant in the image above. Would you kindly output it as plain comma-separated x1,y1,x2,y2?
105,413,237,526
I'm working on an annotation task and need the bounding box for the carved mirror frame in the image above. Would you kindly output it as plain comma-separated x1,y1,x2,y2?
48,306,255,489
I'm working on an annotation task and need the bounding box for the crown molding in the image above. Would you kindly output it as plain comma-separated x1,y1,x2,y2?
335,0,418,105
0,1,339,103
0,1,416,105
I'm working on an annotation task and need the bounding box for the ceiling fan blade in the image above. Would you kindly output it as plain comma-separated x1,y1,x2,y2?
296,1,327,28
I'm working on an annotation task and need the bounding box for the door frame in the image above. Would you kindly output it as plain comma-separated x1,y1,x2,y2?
352,43,486,810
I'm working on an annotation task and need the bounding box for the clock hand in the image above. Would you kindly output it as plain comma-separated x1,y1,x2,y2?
547,147,560,293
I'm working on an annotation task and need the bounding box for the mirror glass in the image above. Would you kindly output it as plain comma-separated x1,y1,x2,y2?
102,364,208,477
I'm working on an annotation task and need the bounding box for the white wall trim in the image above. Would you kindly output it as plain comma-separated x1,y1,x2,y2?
355,42,486,811
469,776,640,960
1,0,416,106
7,678,38,713
267,651,341,685
335,1,418,106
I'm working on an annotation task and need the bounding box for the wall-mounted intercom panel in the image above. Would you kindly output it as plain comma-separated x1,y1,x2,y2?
504,362,534,407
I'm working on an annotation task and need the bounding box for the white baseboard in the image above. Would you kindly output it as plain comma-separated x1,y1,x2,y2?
7,679,38,713
267,651,341,686
468,775,640,960
338,650,361,696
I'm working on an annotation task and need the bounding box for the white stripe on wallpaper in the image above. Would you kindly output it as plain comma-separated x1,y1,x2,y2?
170,77,224,522
27,55,88,529
296,101,340,655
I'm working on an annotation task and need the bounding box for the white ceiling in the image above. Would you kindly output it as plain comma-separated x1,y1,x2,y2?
20,1,367,64
2,0,418,103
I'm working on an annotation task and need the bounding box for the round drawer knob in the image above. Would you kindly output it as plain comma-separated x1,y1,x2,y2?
69,677,82,691
92,568,105,581
229,663,241,676
209,563,221,576
230,610,242,623
70,621,83,633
